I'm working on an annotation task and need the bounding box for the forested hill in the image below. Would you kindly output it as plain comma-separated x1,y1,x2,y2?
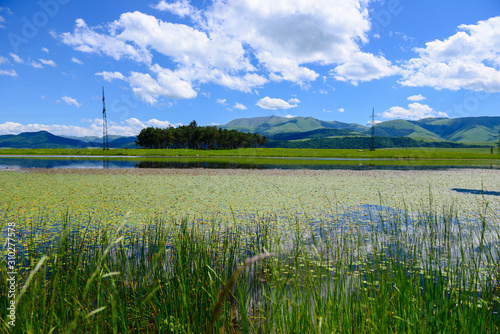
0,116,498,149
223,116,500,143
135,121,267,149
0,131,137,149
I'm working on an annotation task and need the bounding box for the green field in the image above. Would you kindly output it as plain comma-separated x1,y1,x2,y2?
0,147,499,160
1,168,499,332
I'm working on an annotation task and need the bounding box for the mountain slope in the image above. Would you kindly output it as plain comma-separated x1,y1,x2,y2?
224,116,500,143
223,116,366,138
410,117,500,142
1,116,498,149
370,119,443,140
0,131,97,148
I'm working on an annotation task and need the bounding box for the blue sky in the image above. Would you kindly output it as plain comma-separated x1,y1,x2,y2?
0,0,499,137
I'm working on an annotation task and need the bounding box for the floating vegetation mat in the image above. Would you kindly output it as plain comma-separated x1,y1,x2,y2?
1,168,499,332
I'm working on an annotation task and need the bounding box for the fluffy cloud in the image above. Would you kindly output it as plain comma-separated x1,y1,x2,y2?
153,0,199,19
128,67,197,103
96,71,126,82
72,57,83,65
333,52,398,85
61,96,82,108
407,94,426,101
0,69,17,77
39,59,57,67
0,118,174,137
233,102,247,110
10,53,23,64
58,0,394,103
216,98,226,105
30,61,43,69
207,0,369,63
206,0,383,85
0,56,7,65
256,96,299,110
382,102,448,120
0,7,11,29
338,108,345,112
60,18,152,64
42,47,49,53
399,16,500,92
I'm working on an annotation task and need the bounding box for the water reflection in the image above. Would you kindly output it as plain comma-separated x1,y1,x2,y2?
0,156,499,171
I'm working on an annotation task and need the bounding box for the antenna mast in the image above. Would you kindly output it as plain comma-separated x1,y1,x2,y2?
102,87,109,150
497,132,500,154
370,107,375,151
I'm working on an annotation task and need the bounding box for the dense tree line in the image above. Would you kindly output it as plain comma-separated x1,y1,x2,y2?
135,121,268,149
265,136,489,149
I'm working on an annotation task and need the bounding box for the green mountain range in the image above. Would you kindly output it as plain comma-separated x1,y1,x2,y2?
223,116,500,143
0,116,498,149
0,131,138,149
222,116,366,137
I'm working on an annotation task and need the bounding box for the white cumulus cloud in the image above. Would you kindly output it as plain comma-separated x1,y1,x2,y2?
333,52,398,85
399,16,500,92
10,53,23,64
256,96,299,110
60,18,152,64
0,118,174,137
382,102,448,120
96,71,126,82
72,57,83,65
39,59,57,67
338,108,345,112
153,0,199,19
233,102,247,110
0,69,17,77
407,94,426,101
30,61,43,69
57,0,396,104
129,66,197,103
0,7,11,29
61,96,82,108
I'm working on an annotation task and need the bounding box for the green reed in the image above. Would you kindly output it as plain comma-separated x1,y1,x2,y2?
1,203,499,333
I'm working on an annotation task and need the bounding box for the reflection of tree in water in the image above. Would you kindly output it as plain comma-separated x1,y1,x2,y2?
0,157,498,171
135,160,264,169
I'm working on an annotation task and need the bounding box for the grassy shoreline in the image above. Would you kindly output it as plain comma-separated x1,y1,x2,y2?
1,202,499,333
1,169,499,332
0,147,499,160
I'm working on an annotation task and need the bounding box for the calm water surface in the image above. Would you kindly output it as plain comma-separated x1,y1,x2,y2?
0,155,499,170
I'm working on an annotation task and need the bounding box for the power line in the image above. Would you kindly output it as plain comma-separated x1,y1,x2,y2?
371,108,375,151
102,87,109,150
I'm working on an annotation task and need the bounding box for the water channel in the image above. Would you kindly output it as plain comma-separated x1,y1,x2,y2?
0,155,499,171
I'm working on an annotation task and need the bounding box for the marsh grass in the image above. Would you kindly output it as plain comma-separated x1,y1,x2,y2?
1,203,499,333
0,147,498,160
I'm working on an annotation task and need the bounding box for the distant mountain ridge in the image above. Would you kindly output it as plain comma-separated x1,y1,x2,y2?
0,116,498,149
0,131,138,149
0,131,95,149
223,116,500,143
222,116,366,137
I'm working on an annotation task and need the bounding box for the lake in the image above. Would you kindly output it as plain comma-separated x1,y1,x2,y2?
0,155,499,170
